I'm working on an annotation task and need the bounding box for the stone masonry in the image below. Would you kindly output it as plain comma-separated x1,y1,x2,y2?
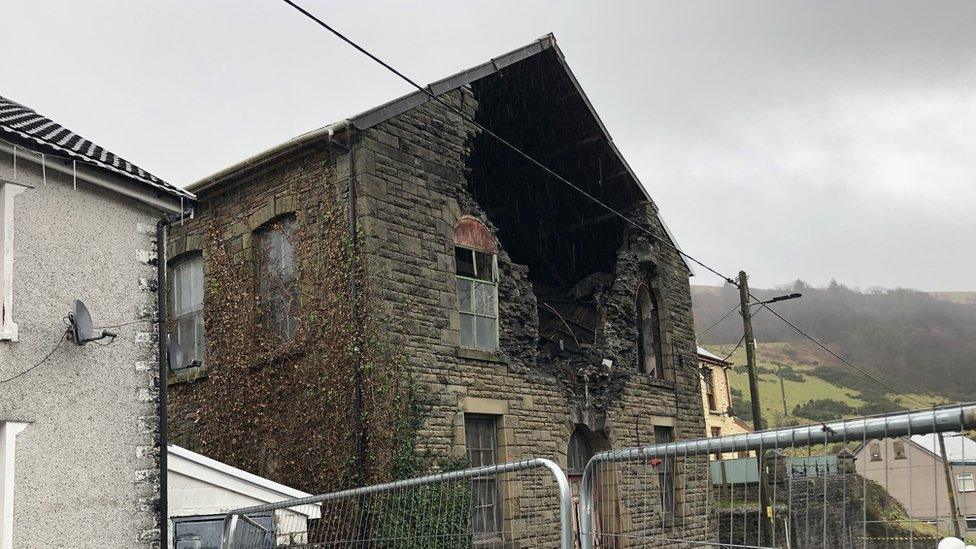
169,42,712,544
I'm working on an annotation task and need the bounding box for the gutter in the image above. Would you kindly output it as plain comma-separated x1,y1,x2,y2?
188,121,350,196
0,141,188,214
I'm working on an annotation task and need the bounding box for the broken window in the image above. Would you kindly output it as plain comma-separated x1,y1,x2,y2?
170,254,205,369
637,283,665,377
465,415,501,540
455,218,498,351
254,216,298,342
654,426,678,517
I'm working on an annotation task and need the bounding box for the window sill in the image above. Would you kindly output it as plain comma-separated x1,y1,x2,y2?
708,410,723,416
168,366,211,386
0,330,15,342
456,347,509,365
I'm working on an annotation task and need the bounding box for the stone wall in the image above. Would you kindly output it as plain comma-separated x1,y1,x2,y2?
356,85,711,539
170,81,711,541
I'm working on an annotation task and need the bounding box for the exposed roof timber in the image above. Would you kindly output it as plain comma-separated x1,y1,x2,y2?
542,134,605,160
540,211,620,237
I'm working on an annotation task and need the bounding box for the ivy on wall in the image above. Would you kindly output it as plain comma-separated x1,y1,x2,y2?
168,172,419,494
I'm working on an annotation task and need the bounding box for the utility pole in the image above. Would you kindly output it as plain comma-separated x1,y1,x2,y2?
777,365,789,416
938,432,963,538
739,270,772,545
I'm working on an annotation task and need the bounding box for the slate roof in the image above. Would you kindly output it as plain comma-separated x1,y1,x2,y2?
188,34,692,272
911,432,976,464
0,95,193,200
698,346,732,365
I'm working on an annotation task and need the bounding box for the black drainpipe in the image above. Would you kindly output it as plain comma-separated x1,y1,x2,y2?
156,210,184,549
329,129,368,485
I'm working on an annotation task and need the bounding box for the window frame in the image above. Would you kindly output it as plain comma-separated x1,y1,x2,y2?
253,215,299,343
654,425,679,518
636,282,666,378
703,368,716,411
957,472,976,493
464,414,502,542
892,440,907,460
455,245,499,351
0,181,27,342
966,515,976,530
869,441,882,462
169,253,206,370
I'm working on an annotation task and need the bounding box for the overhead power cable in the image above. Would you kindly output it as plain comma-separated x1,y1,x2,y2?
696,303,740,339
0,331,67,384
278,0,737,287
276,0,928,409
759,304,928,407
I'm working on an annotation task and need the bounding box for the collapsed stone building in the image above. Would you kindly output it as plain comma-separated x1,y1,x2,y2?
167,34,711,542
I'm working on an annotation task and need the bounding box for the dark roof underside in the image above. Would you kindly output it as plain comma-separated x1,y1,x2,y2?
466,47,649,288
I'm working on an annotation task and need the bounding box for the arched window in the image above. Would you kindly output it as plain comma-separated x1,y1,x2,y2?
254,215,298,341
454,217,498,350
636,283,664,377
567,428,594,476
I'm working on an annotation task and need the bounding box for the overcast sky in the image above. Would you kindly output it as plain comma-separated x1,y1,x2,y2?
3,1,974,291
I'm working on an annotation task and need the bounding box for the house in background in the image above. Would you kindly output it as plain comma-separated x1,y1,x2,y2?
168,445,319,549
698,346,752,459
0,95,192,548
855,432,976,535
167,34,713,543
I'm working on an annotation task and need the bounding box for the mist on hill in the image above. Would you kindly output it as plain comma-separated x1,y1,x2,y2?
693,281,976,398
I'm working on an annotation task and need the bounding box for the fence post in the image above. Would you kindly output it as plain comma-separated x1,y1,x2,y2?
220,513,238,549
537,458,575,549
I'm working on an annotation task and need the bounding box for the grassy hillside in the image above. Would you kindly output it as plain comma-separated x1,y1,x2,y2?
704,341,948,427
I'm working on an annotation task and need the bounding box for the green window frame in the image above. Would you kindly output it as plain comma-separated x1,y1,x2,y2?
455,245,499,350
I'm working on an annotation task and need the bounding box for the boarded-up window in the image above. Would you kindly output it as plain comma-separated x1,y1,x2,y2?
869,441,882,462
893,440,907,460
254,216,298,341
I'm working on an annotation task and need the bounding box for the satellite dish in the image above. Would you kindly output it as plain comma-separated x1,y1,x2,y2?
168,337,185,371
69,300,117,345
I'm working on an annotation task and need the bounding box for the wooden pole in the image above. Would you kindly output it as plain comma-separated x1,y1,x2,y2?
938,432,963,538
739,271,773,546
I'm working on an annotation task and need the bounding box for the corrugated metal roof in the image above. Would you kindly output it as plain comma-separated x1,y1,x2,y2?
0,95,193,201
698,346,731,365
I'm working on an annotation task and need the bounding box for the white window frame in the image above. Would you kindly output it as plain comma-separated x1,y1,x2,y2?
0,422,28,549
169,254,205,369
957,472,975,493
0,182,27,342
455,246,499,351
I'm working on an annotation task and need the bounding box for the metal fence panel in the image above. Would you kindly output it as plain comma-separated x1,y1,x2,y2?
580,403,976,549
220,458,573,549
